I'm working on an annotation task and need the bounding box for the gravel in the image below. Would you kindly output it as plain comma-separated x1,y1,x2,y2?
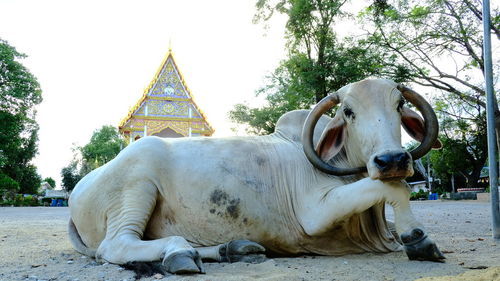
0,201,499,281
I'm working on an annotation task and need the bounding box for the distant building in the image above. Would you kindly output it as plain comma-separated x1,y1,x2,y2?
44,189,69,199
38,181,53,194
408,181,430,193
119,48,214,142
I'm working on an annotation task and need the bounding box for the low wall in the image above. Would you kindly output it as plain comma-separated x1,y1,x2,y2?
477,193,490,202
450,192,477,200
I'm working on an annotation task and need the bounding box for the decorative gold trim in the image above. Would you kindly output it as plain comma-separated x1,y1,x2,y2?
149,125,188,137
118,48,215,135
192,130,210,134
122,128,145,132
148,96,191,102
133,115,204,121
124,128,210,134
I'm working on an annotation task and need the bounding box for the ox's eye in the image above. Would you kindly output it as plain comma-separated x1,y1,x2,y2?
343,107,354,119
397,98,406,112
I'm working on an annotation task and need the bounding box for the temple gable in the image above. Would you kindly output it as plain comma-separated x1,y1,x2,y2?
119,49,214,142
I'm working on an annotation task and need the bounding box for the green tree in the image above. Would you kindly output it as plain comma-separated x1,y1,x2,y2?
0,39,42,116
80,125,125,174
406,93,488,191
61,125,125,189
61,161,81,192
230,0,400,135
431,94,487,189
364,0,499,150
43,177,56,189
0,173,19,200
0,39,42,194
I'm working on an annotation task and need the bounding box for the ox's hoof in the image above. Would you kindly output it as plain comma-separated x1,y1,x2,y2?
163,250,205,274
401,228,445,262
220,240,266,263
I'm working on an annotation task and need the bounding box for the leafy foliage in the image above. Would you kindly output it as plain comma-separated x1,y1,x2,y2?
0,39,42,116
359,0,498,189
363,0,499,126
43,177,56,188
61,161,81,192
430,94,487,189
231,0,495,193
61,125,125,191
80,125,125,172
0,173,20,200
231,0,399,134
410,189,428,201
407,93,488,190
0,193,40,206
0,39,42,195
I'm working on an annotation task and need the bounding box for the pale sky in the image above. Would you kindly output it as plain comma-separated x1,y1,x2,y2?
0,0,288,187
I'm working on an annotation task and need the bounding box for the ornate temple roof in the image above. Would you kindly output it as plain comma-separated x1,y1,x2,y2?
119,48,214,139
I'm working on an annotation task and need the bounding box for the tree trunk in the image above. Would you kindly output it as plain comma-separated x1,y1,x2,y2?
466,163,485,188
451,174,455,193
493,105,500,185
315,47,327,102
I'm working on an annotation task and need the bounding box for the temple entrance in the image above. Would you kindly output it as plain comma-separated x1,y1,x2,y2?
153,127,183,138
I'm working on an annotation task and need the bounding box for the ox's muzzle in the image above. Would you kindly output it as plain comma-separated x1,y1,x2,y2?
369,151,413,181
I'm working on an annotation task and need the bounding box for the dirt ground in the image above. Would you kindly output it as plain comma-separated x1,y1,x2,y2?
1,201,499,281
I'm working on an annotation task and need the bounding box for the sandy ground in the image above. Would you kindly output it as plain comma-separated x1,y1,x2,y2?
1,201,499,281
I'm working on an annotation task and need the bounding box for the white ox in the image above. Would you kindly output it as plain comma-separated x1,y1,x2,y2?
69,79,444,275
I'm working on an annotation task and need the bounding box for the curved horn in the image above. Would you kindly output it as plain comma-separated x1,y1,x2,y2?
301,93,367,175
397,85,439,160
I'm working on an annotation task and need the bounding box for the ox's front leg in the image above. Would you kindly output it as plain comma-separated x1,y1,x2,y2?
385,182,445,262
299,178,444,262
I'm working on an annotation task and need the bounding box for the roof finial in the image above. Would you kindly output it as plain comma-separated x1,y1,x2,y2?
168,38,172,52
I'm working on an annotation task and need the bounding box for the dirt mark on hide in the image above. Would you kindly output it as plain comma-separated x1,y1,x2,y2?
209,189,241,220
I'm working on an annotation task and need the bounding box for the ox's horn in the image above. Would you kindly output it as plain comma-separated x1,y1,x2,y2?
301,93,367,176
397,85,439,160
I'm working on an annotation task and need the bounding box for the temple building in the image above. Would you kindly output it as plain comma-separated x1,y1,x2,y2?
119,48,214,142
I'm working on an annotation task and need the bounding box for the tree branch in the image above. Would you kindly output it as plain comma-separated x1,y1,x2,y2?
463,0,500,40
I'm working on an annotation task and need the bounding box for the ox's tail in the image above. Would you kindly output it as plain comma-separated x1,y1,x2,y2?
68,218,97,257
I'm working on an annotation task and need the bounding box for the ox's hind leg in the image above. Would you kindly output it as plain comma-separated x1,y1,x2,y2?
196,240,266,263
95,181,204,274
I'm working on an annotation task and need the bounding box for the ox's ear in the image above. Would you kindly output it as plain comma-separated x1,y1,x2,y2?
315,115,346,161
401,107,442,149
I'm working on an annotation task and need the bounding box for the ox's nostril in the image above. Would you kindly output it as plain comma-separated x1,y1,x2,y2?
374,155,390,170
395,152,410,169
395,152,409,161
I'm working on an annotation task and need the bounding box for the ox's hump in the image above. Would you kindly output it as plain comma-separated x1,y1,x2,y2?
274,110,330,145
